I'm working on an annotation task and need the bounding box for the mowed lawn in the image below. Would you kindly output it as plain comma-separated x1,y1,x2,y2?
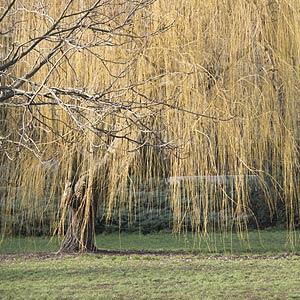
1,254,300,300
1,231,300,300
1,230,300,254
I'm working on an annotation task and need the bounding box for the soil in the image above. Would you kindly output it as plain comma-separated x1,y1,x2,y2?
0,249,298,262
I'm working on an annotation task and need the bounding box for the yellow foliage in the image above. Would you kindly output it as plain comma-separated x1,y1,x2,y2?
1,0,299,248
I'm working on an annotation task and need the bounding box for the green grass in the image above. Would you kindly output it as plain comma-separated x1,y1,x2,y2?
95,230,300,255
1,230,300,300
1,254,300,300
0,230,299,255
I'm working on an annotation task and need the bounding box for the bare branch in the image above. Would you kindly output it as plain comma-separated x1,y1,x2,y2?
0,0,16,24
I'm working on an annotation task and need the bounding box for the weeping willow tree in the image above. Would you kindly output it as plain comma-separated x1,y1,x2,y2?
1,0,299,252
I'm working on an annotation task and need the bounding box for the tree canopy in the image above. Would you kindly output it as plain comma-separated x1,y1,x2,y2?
1,0,299,251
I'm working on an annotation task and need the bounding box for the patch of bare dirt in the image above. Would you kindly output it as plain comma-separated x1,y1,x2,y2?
0,252,76,262
0,249,299,262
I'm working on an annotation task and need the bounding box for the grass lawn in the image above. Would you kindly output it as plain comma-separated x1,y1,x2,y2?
1,253,300,300
0,230,299,255
0,231,300,300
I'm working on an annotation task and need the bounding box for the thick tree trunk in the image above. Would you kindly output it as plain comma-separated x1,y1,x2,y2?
59,139,114,253
60,205,97,252
59,175,98,253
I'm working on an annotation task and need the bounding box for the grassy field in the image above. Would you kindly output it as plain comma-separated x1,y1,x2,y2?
1,231,300,300
1,252,300,300
1,230,299,255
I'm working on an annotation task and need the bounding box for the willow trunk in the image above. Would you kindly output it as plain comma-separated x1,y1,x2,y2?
60,176,98,252
60,206,97,252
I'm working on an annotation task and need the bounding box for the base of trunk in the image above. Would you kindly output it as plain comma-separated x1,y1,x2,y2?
59,232,97,253
59,207,97,253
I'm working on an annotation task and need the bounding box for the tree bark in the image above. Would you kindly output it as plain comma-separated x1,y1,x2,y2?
59,139,117,252
59,175,98,252
60,205,97,252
